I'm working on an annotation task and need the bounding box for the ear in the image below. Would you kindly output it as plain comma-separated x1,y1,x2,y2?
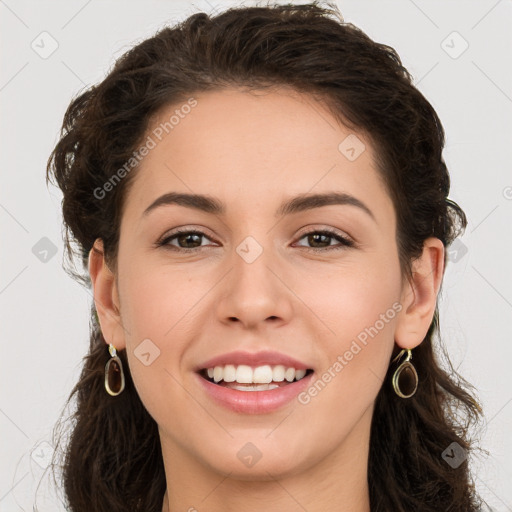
88,238,126,350
395,237,445,350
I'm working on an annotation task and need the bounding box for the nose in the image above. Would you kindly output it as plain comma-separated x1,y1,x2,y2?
215,240,294,330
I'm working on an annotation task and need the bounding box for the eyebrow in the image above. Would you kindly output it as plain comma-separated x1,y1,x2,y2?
142,191,376,222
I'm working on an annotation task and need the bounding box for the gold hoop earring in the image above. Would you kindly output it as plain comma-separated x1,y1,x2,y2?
104,343,125,396
391,348,418,399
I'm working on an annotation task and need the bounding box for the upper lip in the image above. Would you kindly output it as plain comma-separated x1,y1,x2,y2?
195,350,313,372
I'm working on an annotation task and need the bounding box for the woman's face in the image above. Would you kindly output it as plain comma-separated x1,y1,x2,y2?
100,87,418,479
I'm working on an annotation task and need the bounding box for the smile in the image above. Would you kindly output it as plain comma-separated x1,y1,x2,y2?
196,364,315,414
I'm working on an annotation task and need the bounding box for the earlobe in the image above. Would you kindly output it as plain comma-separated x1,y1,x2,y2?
88,239,126,350
394,237,445,350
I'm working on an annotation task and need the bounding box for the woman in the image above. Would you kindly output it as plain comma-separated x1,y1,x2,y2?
46,2,485,511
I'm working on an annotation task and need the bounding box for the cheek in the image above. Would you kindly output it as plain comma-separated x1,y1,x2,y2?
297,253,401,402
117,262,200,418
119,259,203,338
297,250,401,342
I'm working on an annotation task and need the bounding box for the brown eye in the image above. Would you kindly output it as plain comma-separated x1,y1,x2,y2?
295,229,355,251
157,229,212,250
156,228,355,253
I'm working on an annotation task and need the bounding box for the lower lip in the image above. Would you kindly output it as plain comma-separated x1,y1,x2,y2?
195,372,315,414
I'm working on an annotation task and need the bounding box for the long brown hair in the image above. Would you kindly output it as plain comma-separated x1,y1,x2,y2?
45,2,486,510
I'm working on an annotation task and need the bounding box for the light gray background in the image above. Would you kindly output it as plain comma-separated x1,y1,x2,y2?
1,0,511,510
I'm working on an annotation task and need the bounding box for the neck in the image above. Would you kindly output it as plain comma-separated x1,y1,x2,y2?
159,406,373,512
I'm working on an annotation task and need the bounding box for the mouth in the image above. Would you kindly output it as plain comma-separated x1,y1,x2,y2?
195,363,316,414
197,365,315,391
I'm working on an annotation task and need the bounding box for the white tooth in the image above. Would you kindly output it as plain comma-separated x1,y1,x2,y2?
223,364,236,382
206,363,308,384
213,366,223,383
272,365,285,382
227,383,280,391
285,367,296,382
295,369,307,381
236,364,253,383
253,365,273,383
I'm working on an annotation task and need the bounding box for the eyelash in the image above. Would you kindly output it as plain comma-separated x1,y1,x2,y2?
156,227,355,252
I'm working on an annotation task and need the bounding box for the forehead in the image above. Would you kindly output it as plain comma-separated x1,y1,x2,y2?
123,87,393,223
